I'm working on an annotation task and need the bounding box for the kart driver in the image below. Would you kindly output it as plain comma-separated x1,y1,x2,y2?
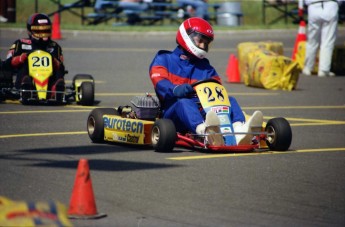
149,17,263,146
4,13,65,97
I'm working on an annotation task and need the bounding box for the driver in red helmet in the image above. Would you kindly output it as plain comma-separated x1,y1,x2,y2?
149,17,263,146
5,13,65,97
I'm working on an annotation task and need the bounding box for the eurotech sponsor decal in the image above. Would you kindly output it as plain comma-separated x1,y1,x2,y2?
211,106,229,114
104,116,144,134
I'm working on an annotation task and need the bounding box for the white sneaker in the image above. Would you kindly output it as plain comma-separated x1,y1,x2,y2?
204,111,224,146
196,111,220,136
328,72,336,77
318,71,327,77
0,15,7,23
302,68,311,76
233,111,263,145
196,123,206,135
318,71,336,77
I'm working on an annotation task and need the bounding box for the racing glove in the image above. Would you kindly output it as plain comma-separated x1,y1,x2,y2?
11,53,28,67
173,84,194,98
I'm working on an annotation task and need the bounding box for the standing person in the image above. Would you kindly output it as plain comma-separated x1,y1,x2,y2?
149,17,263,146
176,0,209,20
301,0,342,77
5,13,65,96
95,0,149,25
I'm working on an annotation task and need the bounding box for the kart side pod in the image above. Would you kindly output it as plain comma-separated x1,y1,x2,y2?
87,107,177,152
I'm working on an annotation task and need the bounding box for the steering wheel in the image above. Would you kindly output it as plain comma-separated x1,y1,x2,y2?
191,78,221,88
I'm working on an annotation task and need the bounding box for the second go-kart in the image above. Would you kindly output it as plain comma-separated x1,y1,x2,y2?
86,79,292,153
0,50,95,106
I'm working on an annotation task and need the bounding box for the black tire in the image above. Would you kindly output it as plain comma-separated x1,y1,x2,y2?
265,117,292,151
151,119,176,152
87,108,118,143
72,74,94,86
79,82,94,106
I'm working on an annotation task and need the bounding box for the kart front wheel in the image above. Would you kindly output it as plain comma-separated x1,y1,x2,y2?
87,108,118,143
265,117,292,151
79,82,94,106
151,119,176,152
73,74,94,86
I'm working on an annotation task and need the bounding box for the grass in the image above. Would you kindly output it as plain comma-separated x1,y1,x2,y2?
1,0,307,31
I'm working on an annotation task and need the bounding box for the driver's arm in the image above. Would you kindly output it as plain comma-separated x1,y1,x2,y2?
52,44,65,70
6,40,27,68
150,65,176,102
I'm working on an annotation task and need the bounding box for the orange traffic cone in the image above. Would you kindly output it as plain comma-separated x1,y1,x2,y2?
226,54,241,83
292,20,307,60
52,13,62,40
68,159,106,219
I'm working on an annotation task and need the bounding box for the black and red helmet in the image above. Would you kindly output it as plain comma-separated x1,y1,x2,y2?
176,17,214,59
27,13,52,41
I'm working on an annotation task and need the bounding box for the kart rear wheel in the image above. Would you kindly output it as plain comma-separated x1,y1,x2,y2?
265,117,292,151
87,108,118,143
79,82,94,106
151,119,176,153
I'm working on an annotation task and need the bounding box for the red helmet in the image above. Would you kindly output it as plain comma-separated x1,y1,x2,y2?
176,17,214,59
27,13,52,42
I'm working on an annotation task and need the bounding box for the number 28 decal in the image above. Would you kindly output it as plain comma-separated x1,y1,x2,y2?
203,86,225,103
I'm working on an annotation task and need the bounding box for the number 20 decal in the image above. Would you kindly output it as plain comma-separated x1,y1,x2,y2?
31,56,51,67
203,86,225,102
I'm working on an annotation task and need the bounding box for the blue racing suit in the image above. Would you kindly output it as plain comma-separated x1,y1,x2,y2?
149,46,245,133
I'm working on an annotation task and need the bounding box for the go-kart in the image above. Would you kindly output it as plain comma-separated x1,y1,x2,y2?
0,50,95,105
87,79,292,153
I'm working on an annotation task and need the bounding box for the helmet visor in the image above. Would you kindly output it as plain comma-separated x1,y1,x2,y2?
31,25,52,39
188,32,213,52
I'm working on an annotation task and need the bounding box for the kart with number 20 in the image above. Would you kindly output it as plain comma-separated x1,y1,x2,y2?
0,50,95,106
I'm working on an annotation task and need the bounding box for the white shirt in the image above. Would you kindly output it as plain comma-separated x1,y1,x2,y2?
303,0,343,6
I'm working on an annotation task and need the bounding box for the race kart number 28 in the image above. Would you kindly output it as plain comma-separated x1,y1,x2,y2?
195,82,230,108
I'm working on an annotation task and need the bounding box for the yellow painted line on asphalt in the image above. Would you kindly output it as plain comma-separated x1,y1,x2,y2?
64,105,98,109
0,109,91,114
0,131,87,139
291,122,345,126
264,116,345,126
284,116,345,123
1,100,21,104
167,148,345,160
297,148,345,152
